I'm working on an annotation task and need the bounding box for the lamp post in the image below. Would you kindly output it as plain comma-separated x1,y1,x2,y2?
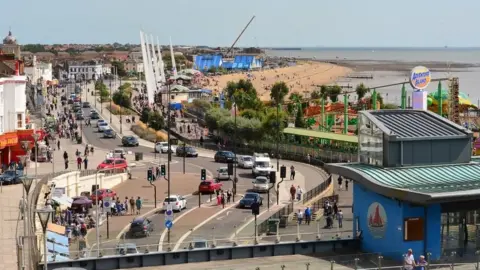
32,133,40,183
232,97,237,201
276,96,280,172
109,76,112,124
36,207,54,270
166,80,172,245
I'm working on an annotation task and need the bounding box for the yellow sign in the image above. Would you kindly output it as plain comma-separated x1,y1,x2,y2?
410,66,431,90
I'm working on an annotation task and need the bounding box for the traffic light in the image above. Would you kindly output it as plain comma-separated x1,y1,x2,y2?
251,201,260,215
201,169,206,181
280,165,286,179
147,168,153,182
161,164,166,176
227,162,234,175
269,171,276,184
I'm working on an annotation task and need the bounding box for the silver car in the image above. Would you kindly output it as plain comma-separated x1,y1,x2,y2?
238,156,254,168
252,176,271,193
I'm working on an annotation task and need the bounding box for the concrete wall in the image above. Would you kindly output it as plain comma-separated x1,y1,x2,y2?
51,171,128,197
384,138,471,167
353,183,441,261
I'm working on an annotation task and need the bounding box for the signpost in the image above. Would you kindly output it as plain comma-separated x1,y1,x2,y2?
103,198,112,239
165,220,173,229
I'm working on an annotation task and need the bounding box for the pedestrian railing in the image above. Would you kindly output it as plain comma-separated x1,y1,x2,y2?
257,202,295,236
302,174,333,204
311,194,339,214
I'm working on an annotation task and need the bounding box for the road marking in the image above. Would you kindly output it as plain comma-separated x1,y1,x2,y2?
228,204,280,241
172,203,238,251
216,211,232,221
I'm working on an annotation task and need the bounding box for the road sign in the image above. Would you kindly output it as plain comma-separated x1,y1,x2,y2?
103,198,112,213
165,220,173,229
165,206,174,221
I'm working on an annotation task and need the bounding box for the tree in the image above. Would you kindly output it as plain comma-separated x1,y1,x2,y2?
319,85,329,99
270,81,289,105
294,104,306,128
140,107,152,123
328,85,342,102
224,79,262,110
148,111,165,130
112,90,131,108
289,92,303,102
310,89,322,100
207,66,217,73
355,83,369,100
205,108,230,131
111,61,127,77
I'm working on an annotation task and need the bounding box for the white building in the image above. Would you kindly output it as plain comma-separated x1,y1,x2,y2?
0,75,27,133
24,56,53,83
68,64,103,80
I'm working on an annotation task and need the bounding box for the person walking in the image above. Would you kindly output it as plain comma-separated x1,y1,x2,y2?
83,156,88,170
129,197,135,215
290,165,295,180
296,185,303,201
226,190,232,203
77,156,82,170
337,209,343,228
63,151,69,169
338,176,343,191
296,209,304,225
135,196,142,215
57,140,60,151
289,185,296,201
345,180,349,191
304,206,312,225
19,197,26,220
221,192,226,209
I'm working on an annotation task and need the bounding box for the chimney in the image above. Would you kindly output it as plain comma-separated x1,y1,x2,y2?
15,60,19,76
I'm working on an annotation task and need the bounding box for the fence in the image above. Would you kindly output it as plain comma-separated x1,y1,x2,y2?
257,202,295,236
303,174,332,204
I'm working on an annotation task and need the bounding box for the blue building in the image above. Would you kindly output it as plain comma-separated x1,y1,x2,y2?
232,55,263,70
193,55,223,72
326,110,477,262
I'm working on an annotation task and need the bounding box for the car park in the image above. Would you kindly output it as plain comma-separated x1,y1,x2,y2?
98,122,109,132
252,176,271,193
97,158,128,170
214,151,235,163
162,195,187,212
238,156,253,168
122,136,139,147
103,129,116,138
90,188,116,203
176,146,198,157
198,180,222,194
238,192,262,208
126,217,154,238
216,167,230,181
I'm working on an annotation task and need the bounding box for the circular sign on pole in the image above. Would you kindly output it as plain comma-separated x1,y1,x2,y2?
165,220,173,229
103,201,110,208
165,208,173,221
410,66,431,90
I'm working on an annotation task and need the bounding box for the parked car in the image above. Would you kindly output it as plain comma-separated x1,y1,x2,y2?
71,196,93,211
176,146,198,157
82,102,91,108
0,170,23,185
75,113,84,120
214,151,235,163
238,156,254,169
90,112,100,119
90,188,116,203
115,243,139,255
155,142,176,153
96,119,106,127
122,136,139,147
162,195,187,212
98,122,109,132
97,158,128,170
126,217,154,238
103,129,116,138
238,192,262,208
199,180,222,194
252,176,271,193
216,167,230,181
113,148,126,158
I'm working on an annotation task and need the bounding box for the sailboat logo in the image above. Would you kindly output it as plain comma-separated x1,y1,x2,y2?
367,202,388,239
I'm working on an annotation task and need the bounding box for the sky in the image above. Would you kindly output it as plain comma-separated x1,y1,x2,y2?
3,0,480,47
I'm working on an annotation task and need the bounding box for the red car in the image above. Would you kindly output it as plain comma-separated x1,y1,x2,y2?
97,158,128,170
199,180,223,194
90,188,116,203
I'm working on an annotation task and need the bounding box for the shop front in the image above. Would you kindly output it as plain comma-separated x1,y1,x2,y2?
0,129,45,167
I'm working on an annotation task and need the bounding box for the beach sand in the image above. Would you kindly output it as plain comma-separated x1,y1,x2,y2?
201,62,352,101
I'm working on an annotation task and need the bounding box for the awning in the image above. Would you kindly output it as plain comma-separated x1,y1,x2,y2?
47,231,69,247
52,196,73,208
47,223,66,235
47,241,69,255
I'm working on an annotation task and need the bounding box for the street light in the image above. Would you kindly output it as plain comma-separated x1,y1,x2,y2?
32,132,40,182
36,207,54,270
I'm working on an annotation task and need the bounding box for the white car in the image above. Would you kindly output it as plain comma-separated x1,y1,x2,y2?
113,148,126,158
96,119,106,127
162,195,187,212
252,176,271,193
155,142,177,153
98,122,109,132
217,167,230,181
238,156,254,169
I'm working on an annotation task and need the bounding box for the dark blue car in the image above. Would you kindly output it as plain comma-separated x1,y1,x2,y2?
103,129,116,138
238,192,262,208
0,170,23,185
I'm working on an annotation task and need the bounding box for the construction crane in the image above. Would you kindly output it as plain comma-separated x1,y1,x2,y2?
225,15,256,57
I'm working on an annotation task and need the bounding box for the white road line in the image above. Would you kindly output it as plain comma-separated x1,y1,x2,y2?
228,204,279,241
172,203,238,251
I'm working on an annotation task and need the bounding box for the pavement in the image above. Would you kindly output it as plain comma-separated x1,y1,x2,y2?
75,81,333,257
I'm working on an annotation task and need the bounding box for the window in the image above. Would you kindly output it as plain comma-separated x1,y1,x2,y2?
16,113,22,128
404,217,424,241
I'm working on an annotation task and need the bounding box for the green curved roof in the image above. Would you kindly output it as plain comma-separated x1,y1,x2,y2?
428,89,470,101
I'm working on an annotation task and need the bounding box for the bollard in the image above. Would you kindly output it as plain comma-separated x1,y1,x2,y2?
212,227,216,248
377,255,383,270
330,260,335,270
305,262,310,270
280,265,286,270
476,250,480,270
426,252,431,270
451,251,456,269
255,268,260,270
233,225,238,246
316,219,321,240
296,222,301,242
354,258,359,270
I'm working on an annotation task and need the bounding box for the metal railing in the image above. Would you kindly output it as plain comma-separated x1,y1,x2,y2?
303,174,333,204
257,202,295,236
311,194,339,214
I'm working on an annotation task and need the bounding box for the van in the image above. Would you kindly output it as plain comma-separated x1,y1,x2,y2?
252,153,272,177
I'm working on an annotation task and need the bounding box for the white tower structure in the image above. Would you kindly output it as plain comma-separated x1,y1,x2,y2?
149,34,162,89
140,31,155,104
156,36,166,83
169,37,178,77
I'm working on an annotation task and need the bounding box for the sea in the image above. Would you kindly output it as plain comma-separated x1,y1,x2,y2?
265,48,480,106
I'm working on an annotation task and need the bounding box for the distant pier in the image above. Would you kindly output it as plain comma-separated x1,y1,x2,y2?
346,74,374,79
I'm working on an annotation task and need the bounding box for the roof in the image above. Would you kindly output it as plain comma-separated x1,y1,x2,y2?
326,162,480,203
283,127,358,144
365,109,470,140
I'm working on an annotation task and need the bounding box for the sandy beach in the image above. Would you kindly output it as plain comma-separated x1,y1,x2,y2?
201,62,352,101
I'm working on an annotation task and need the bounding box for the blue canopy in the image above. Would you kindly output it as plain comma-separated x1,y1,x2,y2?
47,241,69,255
47,231,69,247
